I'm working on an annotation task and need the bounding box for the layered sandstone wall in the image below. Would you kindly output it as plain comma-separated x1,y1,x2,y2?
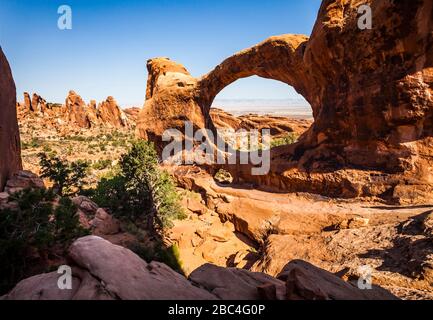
0,48,22,191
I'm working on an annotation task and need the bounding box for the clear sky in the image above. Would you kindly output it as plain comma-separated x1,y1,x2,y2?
0,0,322,106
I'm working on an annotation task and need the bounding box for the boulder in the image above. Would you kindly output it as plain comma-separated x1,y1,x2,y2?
278,260,399,300
189,263,286,300
71,196,121,235
90,208,121,236
4,170,45,194
71,196,99,215
3,236,403,300
67,236,217,300
3,236,217,300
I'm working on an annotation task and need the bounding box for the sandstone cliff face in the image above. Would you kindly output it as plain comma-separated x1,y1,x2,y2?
137,0,433,203
137,57,207,152
0,48,22,191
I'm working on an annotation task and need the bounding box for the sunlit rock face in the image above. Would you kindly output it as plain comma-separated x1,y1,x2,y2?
137,0,433,203
17,90,135,130
0,47,22,191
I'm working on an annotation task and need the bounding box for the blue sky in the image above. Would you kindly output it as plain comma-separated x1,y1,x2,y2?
0,0,321,106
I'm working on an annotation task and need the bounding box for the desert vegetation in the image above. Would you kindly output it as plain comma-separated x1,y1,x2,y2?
91,140,186,233
0,188,89,293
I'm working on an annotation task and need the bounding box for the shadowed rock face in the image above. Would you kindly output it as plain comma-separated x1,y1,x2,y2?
137,0,433,202
0,47,22,191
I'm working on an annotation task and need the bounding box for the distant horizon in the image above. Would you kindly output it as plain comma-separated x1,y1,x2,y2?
1,0,322,106
16,91,311,109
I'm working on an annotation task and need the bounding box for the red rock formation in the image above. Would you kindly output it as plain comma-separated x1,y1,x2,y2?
97,96,129,128
137,57,206,146
65,90,92,128
23,92,32,111
137,0,433,203
210,108,311,137
123,107,141,123
31,93,46,113
0,48,22,191
3,236,397,300
17,91,135,130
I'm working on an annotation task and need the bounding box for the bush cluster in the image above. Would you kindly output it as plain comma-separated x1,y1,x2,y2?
91,141,186,233
0,188,89,294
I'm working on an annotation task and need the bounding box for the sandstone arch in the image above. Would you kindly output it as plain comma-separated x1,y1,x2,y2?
198,34,309,113
137,0,433,202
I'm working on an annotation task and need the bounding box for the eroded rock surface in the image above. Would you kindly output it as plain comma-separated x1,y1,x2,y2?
0,47,22,191
137,0,433,203
17,91,136,131
3,236,398,300
210,108,312,138
172,166,433,299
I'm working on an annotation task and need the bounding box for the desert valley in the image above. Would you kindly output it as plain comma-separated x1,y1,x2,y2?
0,0,432,303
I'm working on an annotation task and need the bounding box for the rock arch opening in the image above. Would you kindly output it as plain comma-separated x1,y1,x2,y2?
209,76,313,150
211,76,312,119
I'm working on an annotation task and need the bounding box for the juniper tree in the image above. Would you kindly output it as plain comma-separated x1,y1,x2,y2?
38,153,89,196
92,141,185,235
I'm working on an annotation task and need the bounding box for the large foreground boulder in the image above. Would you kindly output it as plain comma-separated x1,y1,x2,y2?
278,260,399,300
3,236,217,300
2,236,398,300
189,263,287,300
0,47,22,191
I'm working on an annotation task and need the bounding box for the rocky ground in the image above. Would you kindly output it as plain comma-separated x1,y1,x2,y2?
2,0,432,300
19,118,135,186
18,91,312,187
170,166,433,300
12,95,433,300
2,169,431,300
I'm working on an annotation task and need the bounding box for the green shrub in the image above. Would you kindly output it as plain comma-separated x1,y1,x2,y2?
0,188,89,294
271,133,299,148
21,137,44,149
92,141,185,233
214,169,233,184
39,153,90,196
92,159,111,171
42,144,52,153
